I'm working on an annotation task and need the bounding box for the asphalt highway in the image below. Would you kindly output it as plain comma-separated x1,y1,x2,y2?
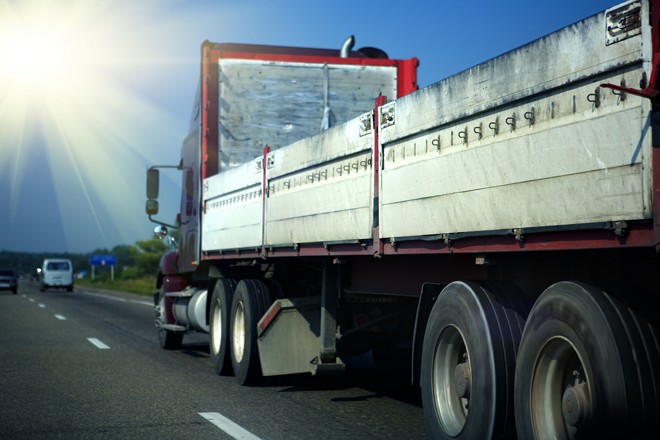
0,282,428,439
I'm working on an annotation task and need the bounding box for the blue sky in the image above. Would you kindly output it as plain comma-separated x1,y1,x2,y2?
0,0,621,253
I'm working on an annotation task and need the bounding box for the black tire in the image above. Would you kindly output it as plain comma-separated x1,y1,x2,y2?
12,289,17,294
40,284,46,292
158,327,183,350
230,279,271,386
514,281,659,439
210,278,237,376
66,285,73,292
421,281,527,439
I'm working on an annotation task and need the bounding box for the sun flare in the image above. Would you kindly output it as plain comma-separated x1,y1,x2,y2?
0,0,186,252
0,22,77,88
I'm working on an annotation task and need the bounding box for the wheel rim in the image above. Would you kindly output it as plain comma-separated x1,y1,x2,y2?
211,298,222,356
531,336,592,440
432,324,471,436
157,296,166,323
232,301,246,363
157,296,168,342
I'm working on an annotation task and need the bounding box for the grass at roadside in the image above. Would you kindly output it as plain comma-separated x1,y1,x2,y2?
76,276,156,296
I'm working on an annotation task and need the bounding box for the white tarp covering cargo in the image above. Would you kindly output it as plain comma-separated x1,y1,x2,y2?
218,59,396,168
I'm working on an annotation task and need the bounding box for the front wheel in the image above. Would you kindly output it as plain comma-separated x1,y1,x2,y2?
421,281,527,439
514,281,659,439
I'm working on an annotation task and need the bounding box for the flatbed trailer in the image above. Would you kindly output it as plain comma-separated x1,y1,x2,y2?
147,1,660,438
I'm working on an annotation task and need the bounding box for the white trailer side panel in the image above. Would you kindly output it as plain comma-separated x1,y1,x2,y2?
265,116,374,246
379,2,652,239
203,114,375,251
380,5,645,142
202,159,263,251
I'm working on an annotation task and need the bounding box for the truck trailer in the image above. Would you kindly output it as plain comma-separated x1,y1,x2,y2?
146,1,660,438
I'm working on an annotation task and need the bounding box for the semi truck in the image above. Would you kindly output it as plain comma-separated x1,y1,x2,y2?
146,1,660,438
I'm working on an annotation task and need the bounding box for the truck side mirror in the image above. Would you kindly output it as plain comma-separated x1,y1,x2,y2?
147,169,160,199
145,199,159,215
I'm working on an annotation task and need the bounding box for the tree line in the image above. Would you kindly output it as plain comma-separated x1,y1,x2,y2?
0,238,169,280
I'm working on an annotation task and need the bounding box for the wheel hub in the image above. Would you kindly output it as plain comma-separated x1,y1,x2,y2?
432,325,470,436
211,299,222,355
562,372,590,428
454,361,471,399
232,302,246,363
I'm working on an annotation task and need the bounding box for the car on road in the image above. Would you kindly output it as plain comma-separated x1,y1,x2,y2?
0,269,18,294
40,259,74,292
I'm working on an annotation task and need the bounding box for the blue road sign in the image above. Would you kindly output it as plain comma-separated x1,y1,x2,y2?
89,255,116,266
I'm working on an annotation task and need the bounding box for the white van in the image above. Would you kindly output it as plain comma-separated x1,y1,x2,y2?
40,259,74,292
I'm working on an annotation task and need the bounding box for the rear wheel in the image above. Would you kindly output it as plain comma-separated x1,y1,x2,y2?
421,281,527,439
210,278,237,375
230,279,271,385
514,281,659,439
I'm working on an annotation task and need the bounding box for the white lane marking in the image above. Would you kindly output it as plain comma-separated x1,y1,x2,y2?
38,303,46,308
55,314,67,321
29,298,35,303
87,338,110,349
199,412,262,440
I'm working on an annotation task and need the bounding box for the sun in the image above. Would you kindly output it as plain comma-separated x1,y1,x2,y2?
0,22,77,88
0,1,91,94
0,1,99,106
